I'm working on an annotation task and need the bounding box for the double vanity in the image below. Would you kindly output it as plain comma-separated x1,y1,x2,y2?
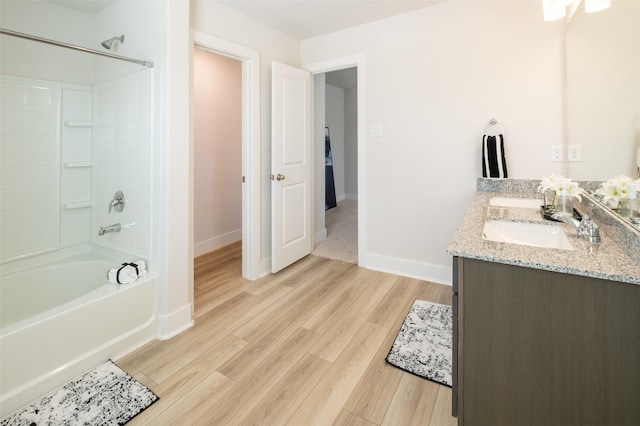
448,179,640,426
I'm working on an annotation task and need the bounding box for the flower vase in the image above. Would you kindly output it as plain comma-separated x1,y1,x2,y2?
554,195,574,217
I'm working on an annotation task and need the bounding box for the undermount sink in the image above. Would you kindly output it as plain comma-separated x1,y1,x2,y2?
482,220,575,250
489,196,543,209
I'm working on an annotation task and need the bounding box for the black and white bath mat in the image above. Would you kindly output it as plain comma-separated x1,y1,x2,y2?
1,360,158,426
386,300,453,387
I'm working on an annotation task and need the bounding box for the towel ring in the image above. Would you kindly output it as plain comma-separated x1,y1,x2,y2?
483,118,505,136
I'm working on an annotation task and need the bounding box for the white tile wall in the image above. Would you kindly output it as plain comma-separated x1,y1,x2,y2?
93,70,151,258
0,77,61,262
1,71,151,264
60,85,93,248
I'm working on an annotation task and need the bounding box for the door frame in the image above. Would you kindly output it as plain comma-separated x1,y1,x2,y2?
190,30,261,282
304,54,367,267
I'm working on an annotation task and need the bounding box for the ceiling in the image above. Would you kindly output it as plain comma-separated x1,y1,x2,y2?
44,0,445,40
217,0,446,40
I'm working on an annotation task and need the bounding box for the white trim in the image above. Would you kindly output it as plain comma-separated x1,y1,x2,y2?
194,229,242,257
367,253,453,286
155,304,194,340
303,54,367,267
191,30,262,280
345,193,358,201
315,227,328,243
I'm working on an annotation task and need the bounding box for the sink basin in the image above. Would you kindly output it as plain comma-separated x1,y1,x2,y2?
482,220,574,250
489,197,543,209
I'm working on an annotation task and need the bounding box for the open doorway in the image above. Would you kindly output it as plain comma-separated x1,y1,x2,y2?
192,47,242,258
190,31,262,297
312,67,358,264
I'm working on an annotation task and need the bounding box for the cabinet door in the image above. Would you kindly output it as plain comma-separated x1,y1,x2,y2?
461,258,640,426
451,256,461,419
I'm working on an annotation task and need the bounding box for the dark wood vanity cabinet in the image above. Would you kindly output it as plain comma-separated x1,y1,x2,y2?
452,256,640,426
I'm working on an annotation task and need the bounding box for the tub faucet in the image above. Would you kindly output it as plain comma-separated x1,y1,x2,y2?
551,213,600,244
98,223,121,236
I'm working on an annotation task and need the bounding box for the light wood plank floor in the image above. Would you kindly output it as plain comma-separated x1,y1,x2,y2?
119,241,458,425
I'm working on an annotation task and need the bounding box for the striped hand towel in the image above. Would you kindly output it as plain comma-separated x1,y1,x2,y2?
482,134,508,178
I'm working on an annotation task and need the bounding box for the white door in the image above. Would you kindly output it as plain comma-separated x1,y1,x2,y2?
271,61,312,273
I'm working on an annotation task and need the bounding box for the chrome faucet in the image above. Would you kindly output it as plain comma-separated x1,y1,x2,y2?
551,213,601,244
98,223,121,236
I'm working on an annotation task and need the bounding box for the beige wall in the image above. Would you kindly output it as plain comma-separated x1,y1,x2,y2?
190,1,569,284
566,1,640,180
326,84,346,201
302,1,565,282
193,48,242,256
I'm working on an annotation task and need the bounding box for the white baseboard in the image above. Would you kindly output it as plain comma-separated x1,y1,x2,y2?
260,256,272,277
194,229,241,257
365,253,452,286
156,304,194,340
337,194,346,202
315,227,327,244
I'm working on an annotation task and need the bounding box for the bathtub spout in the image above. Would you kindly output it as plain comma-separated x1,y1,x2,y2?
98,223,121,236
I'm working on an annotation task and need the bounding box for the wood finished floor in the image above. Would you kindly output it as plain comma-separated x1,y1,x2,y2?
119,241,457,425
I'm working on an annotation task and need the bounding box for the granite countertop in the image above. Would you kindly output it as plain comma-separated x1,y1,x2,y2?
448,191,640,285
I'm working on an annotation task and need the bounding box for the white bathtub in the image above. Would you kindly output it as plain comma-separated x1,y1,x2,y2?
0,253,157,417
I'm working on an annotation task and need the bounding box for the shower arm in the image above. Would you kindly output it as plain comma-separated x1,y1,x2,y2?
0,28,154,68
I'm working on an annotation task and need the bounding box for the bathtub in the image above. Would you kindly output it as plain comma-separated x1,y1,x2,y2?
0,252,157,417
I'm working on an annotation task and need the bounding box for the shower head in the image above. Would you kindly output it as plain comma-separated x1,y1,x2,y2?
101,35,124,50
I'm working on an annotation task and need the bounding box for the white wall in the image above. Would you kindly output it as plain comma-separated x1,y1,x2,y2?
344,86,358,199
92,70,152,258
301,1,565,283
326,84,346,201
193,48,242,256
0,1,94,84
60,85,92,249
325,82,358,202
313,73,327,242
0,78,61,262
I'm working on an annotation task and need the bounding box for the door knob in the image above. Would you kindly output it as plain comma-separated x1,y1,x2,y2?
276,173,285,181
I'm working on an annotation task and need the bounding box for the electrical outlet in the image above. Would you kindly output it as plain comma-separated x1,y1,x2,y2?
568,144,581,162
550,145,563,162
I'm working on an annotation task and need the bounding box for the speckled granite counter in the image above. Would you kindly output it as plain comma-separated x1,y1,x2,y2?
448,188,640,285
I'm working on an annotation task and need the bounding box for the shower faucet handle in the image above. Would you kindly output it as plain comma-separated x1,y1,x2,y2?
108,190,125,214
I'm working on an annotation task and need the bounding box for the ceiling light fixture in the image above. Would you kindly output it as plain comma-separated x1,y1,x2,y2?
543,0,572,21
542,0,610,21
584,0,611,13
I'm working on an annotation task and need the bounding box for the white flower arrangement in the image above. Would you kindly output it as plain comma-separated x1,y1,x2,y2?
538,175,584,202
595,175,636,208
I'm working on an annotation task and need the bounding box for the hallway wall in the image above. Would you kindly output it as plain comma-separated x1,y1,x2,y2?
193,48,242,256
326,84,345,201
326,82,358,202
